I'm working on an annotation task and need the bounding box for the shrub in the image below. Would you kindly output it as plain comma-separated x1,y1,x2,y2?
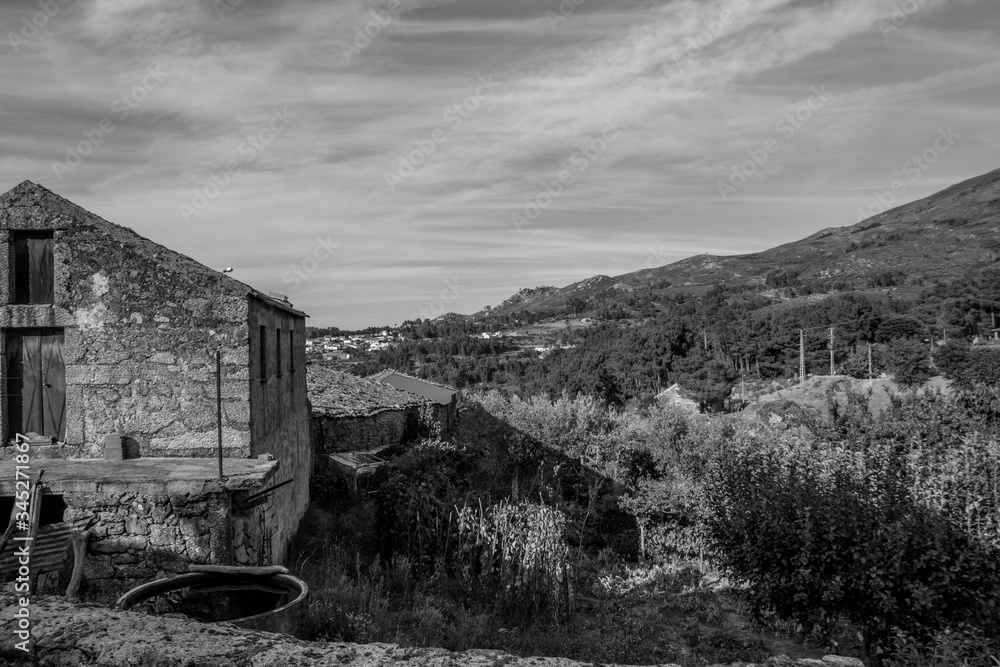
705,440,1000,664
885,338,932,386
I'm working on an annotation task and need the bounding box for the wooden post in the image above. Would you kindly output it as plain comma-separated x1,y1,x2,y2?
829,327,835,376
217,350,224,480
868,343,873,379
799,329,805,383
26,471,44,595
66,530,88,600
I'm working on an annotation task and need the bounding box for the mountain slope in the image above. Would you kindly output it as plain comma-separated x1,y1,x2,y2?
482,167,1000,316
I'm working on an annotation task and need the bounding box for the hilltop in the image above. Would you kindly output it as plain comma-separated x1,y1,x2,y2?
478,167,1000,317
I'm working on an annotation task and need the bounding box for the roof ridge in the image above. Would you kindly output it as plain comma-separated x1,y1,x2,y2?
369,368,458,393
0,181,298,310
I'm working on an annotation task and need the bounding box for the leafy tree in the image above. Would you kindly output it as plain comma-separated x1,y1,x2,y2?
885,338,932,387
875,315,925,343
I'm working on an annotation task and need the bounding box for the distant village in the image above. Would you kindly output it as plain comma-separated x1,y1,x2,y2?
307,324,586,364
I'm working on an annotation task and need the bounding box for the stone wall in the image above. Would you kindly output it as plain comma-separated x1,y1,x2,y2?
0,183,311,572
57,487,270,602
311,407,419,457
0,184,255,458
248,297,310,565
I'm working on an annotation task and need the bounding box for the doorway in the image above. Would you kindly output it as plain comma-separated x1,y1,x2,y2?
4,328,66,443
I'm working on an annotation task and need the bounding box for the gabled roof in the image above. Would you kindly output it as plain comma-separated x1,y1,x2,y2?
307,365,427,418
369,369,457,405
0,181,306,318
656,383,697,402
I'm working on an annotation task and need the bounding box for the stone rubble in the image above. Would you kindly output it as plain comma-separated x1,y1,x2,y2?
0,594,866,667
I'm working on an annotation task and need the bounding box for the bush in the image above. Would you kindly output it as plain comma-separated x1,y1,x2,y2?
939,343,1000,387
705,440,1000,664
885,338,932,387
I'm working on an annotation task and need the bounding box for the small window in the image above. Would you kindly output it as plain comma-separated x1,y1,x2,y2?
259,325,267,381
288,330,295,373
275,327,282,377
10,231,54,304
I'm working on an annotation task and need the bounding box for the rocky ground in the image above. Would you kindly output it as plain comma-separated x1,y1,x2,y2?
0,592,866,667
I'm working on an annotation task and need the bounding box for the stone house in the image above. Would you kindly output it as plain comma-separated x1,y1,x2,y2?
308,365,426,462
369,369,458,432
0,181,310,598
655,383,700,414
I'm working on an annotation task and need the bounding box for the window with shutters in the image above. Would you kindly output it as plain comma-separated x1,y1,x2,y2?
275,327,282,377
259,325,267,381
10,231,54,304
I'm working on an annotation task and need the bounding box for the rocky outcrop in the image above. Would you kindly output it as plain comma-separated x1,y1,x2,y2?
0,593,865,667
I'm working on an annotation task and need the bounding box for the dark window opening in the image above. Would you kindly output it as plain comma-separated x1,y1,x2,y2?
0,493,67,531
288,330,295,373
275,327,282,377
259,325,267,381
10,231,55,305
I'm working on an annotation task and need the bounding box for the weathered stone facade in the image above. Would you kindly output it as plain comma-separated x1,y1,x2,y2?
308,366,427,462
0,458,278,601
0,182,311,594
248,298,310,564
312,408,418,455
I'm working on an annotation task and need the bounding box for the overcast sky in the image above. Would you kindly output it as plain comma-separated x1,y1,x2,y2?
2,0,998,328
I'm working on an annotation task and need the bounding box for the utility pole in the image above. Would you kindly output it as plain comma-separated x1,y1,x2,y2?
703,330,708,351
799,329,805,383
867,342,872,379
829,327,835,376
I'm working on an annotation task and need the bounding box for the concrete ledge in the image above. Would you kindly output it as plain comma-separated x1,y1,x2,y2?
0,457,278,496
0,593,865,667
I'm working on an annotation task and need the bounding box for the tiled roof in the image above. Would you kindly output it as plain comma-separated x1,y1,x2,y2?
307,365,427,418
368,369,458,405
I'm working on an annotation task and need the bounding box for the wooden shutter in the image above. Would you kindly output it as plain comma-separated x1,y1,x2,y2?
21,333,42,435
29,236,54,304
39,331,66,440
11,233,54,304
4,332,23,441
9,330,65,440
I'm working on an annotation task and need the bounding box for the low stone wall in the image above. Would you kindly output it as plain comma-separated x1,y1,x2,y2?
62,488,266,602
311,407,419,456
0,593,866,667
0,458,278,603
